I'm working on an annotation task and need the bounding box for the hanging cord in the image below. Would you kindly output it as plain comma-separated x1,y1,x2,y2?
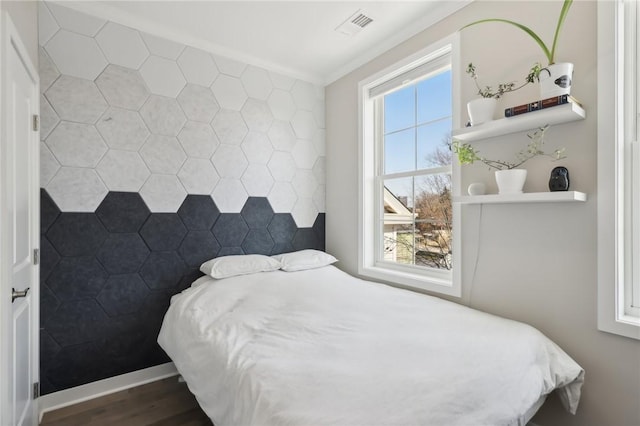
466,204,483,306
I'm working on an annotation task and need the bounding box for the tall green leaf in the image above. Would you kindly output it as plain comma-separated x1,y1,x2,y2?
550,0,573,64
461,18,551,64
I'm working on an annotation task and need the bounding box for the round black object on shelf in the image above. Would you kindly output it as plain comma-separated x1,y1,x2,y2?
549,166,570,191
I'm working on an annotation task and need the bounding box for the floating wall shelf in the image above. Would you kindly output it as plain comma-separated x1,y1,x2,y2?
452,102,586,142
453,191,587,205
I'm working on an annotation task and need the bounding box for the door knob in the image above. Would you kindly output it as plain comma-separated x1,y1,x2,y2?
12,287,29,303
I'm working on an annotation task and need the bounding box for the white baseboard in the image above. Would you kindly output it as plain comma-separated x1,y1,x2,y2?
38,362,178,421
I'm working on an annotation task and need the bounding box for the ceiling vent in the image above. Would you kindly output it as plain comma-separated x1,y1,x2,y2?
335,10,374,37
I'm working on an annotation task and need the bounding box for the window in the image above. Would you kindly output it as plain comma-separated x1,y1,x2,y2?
627,0,640,321
358,34,461,296
597,0,640,339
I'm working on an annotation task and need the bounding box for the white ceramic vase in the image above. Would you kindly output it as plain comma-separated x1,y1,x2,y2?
495,169,527,194
467,98,497,126
539,62,573,99
467,182,486,196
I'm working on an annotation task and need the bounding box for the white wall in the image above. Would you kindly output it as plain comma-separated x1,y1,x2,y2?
326,2,640,425
1,0,38,67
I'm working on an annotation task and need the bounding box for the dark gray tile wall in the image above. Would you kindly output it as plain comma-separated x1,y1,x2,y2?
40,189,325,394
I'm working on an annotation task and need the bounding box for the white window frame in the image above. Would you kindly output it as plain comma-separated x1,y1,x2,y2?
358,33,461,297
597,0,640,340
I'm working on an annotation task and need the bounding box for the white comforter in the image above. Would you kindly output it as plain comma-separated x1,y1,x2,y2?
158,266,584,426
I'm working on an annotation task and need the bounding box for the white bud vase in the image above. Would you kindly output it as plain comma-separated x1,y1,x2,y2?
495,169,527,194
467,182,486,196
467,98,497,126
539,62,573,99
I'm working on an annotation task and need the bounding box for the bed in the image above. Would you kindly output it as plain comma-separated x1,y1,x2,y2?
158,252,584,426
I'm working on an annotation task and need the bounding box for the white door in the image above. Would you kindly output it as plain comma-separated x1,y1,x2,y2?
0,12,40,426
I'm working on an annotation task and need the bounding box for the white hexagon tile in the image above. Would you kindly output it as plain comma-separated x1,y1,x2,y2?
241,132,273,165
291,139,318,169
242,164,274,196
97,108,150,151
211,144,248,179
212,55,247,77
313,129,326,156
267,120,297,152
211,75,247,111
291,110,316,140
40,142,60,188
211,178,248,213
38,1,325,224
96,22,149,70
313,101,325,129
140,95,186,136
140,56,186,98
96,150,150,192
211,110,247,145
177,158,220,195
268,181,297,213
45,31,107,80
39,94,59,139
177,84,219,123
95,65,149,110
177,47,219,87
313,185,326,212
241,66,273,101
291,197,319,228
139,174,187,212
46,167,108,212
46,1,106,36
38,2,59,46
140,32,185,60
269,70,296,91
39,47,60,93
291,80,317,111
268,89,297,121
241,99,273,133
178,122,219,159
45,75,108,124
313,157,326,184
291,169,318,199
46,121,107,168
140,134,187,174
268,151,297,182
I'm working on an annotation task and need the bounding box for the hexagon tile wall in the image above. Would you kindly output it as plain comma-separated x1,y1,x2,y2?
38,2,326,394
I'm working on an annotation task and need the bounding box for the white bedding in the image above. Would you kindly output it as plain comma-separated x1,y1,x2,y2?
158,265,584,426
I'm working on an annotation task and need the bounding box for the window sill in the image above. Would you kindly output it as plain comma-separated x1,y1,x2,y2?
598,314,640,341
358,265,459,297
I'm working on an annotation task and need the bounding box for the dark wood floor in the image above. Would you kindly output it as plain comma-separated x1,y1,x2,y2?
40,377,213,426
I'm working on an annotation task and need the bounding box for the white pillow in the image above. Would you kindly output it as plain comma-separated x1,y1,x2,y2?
200,254,281,279
272,249,338,272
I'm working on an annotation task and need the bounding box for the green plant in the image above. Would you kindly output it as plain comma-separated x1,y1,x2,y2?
467,62,542,99
461,0,573,66
452,125,566,170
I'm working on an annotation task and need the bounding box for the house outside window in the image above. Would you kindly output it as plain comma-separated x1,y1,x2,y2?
358,34,461,296
597,0,640,340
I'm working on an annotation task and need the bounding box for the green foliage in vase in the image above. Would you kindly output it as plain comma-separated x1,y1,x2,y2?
453,125,566,171
467,62,543,99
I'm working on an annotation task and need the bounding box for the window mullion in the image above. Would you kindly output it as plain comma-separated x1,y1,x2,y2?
382,166,452,181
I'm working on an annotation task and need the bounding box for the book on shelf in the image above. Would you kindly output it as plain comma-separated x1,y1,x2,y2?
504,95,582,117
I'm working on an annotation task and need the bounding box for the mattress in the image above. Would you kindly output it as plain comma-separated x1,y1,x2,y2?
158,265,584,426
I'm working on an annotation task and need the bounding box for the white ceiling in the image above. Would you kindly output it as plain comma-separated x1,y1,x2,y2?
60,1,471,85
